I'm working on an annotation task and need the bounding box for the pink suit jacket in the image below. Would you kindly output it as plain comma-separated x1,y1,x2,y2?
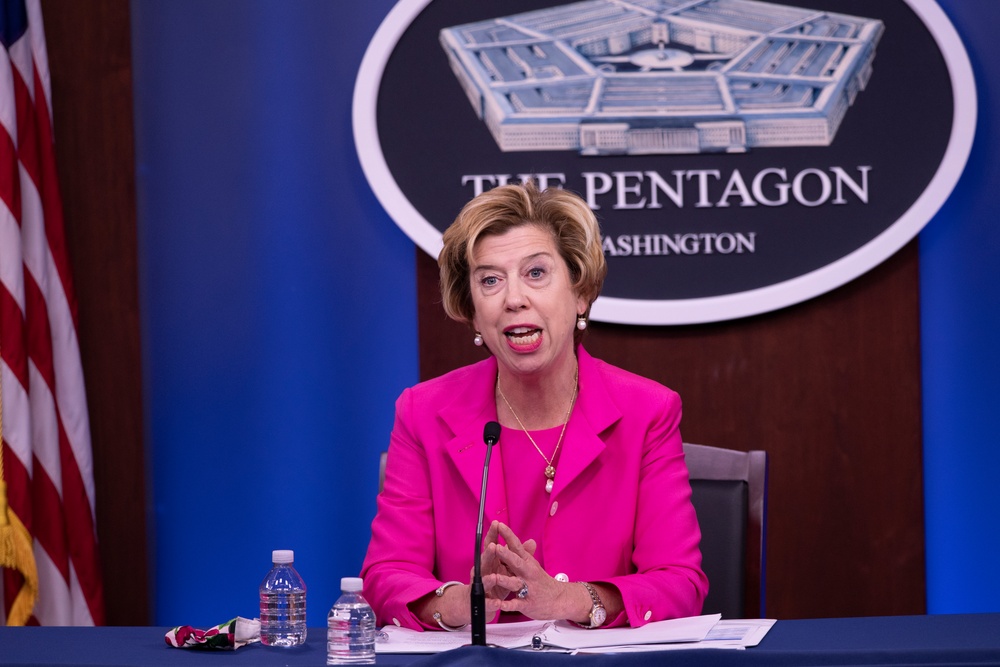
360,346,707,629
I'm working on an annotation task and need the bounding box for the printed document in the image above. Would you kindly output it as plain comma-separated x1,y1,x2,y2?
375,613,722,653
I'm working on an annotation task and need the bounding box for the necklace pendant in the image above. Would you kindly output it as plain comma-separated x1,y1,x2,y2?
544,465,555,479
545,478,554,494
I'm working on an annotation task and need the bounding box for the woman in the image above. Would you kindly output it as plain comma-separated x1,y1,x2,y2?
361,182,707,630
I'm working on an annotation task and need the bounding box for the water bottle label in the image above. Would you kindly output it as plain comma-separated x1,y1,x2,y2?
331,608,353,621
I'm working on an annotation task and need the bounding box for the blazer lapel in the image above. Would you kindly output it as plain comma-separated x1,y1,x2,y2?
439,358,507,514
435,349,620,507
550,347,622,498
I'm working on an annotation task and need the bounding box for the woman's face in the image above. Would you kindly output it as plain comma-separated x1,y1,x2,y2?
470,224,586,381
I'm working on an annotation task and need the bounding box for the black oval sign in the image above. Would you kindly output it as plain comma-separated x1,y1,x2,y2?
355,0,976,324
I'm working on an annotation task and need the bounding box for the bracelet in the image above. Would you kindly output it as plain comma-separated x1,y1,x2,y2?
435,581,463,597
433,581,467,631
433,611,467,632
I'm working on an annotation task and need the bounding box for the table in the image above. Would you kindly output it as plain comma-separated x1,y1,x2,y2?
2,614,999,666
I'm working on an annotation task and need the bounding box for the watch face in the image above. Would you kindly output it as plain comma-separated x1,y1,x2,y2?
592,606,607,627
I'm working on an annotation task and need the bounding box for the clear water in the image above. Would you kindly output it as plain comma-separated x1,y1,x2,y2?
260,589,307,647
327,599,376,664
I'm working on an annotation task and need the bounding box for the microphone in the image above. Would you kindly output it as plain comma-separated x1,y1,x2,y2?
471,421,501,646
483,421,501,447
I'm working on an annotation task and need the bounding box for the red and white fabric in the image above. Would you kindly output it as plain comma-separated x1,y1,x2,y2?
0,0,104,626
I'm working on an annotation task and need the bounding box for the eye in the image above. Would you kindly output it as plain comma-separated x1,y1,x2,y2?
528,267,545,279
481,275,499,287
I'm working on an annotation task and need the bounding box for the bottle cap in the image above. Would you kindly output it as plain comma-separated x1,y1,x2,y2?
272,549,294,564
341,576,364,592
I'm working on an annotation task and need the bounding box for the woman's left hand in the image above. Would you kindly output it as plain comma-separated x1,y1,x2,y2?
484,522,585,621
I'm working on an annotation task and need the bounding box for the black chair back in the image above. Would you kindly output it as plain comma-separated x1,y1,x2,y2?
684,442,768,619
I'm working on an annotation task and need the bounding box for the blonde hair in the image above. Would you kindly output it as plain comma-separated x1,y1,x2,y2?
438,181,606,327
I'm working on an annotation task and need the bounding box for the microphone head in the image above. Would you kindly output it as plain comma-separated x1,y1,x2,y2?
484,421,501,446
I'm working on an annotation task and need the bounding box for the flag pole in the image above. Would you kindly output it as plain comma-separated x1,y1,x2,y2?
0,337,39,626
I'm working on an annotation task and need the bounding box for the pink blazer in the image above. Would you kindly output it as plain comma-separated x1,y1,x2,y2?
360,347,707,628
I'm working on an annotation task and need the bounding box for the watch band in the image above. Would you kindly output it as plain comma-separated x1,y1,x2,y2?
579,581,607,628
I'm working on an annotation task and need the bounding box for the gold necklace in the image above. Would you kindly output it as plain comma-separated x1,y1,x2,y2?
496,368,579,494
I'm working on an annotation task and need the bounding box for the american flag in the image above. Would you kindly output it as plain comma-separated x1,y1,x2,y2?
0,0,104,625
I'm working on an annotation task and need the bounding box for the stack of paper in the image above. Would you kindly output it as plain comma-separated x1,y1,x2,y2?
375,614,775,654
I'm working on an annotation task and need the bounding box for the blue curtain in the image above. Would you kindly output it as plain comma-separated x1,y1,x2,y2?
131,0,413,626
921,0,1000,615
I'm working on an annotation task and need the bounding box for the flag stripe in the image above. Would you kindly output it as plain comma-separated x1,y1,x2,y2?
30,66,77,327
58,424,102,622
30,449,69,583
1,288,28,387
1,435,31,528
0,0,103,626
0,128,20,221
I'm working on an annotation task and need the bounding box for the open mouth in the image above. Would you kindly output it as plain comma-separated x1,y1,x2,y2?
505,327,542,346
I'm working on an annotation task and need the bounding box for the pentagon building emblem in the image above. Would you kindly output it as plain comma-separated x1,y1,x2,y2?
356,0,975,324
439,0,883,155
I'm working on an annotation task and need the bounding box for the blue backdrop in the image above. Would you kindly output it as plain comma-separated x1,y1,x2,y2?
130,0,416,627
921,0,1000,616
130,0,998,626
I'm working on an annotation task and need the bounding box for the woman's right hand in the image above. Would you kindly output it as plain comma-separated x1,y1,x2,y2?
480,520,537,605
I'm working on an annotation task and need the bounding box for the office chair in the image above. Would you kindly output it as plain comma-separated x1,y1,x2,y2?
379,451,387,494
684,442,768,619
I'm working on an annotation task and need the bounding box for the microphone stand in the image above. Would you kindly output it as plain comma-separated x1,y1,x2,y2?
471,422,500,646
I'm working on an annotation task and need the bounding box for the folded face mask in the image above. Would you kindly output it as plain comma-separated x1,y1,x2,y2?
165,617,261,650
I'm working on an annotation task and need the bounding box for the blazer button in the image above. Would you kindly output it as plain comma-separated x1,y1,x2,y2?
555,573,569,583
644,611,652,621
392,618,401,626
549,501,558,516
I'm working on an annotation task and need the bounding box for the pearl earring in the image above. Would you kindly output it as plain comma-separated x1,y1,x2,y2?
577,315,587,331
473,332,484,346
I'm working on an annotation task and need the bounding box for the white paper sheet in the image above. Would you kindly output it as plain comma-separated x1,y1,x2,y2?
572,619,777,654
375,614,722,653
376,620,550,653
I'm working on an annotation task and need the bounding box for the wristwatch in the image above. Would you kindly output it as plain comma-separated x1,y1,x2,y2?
579,582,607,628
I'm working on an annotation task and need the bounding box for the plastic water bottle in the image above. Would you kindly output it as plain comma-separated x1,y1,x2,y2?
259,549,307,647
327,576,376,664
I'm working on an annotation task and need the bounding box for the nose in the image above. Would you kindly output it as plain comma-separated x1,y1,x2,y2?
505,278,528,310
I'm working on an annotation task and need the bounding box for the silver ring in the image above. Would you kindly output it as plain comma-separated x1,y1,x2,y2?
517,581,529,599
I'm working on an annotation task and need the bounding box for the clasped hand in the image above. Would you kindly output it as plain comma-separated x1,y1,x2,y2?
479,520,577,621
